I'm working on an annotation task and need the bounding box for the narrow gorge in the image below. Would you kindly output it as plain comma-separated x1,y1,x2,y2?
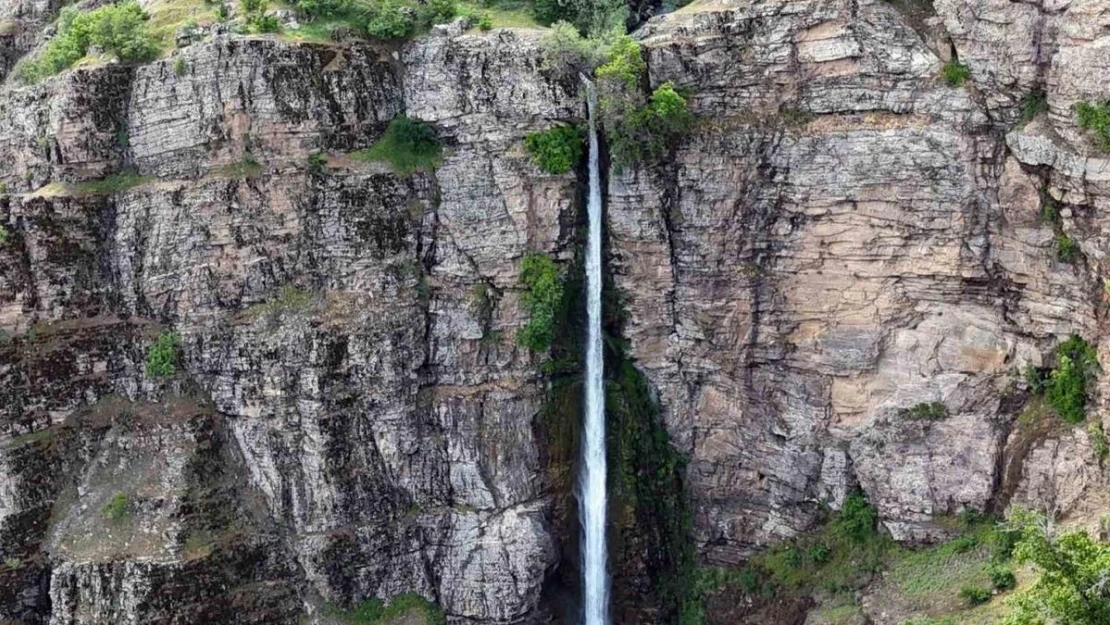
1,0,1110,624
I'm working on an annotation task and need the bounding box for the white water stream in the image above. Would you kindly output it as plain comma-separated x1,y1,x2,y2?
580,77,609,625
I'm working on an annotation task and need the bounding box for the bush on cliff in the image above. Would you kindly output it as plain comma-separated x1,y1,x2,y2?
1028,334,1099,424
146,331,181,378
1075,101,1110,152
352,116,442,174
523,124,585,174
517,252,563,351
18,2,159,82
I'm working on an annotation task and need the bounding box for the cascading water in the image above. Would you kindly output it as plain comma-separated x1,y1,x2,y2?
580,77,609,625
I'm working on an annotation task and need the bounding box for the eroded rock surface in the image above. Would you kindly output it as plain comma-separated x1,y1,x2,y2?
1,0,1109,623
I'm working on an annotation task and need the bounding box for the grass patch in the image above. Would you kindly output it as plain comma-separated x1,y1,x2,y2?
216,154,264,178
1018,90,1047,127
1075,101,1110,152
940,59,971,87
350,116,442,175
325,593,445,625
74,171,152,195
459,0,540,29
146,0,215,50
102,493,132,521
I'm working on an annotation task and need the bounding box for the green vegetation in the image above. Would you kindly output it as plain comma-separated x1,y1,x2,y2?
217,154,263,178
960,585,992,606
1003,508,1110,624
594,37,695,167
172,56,187,75
327,593,445,625
0,225,8,247
18,2,159,83
900,401,949,421
75,171,152,195
254,285,314,318
1075,100,1110,152
351,116,442,175
1018,90,1047,126
476,12,492,29
940,59,971,87
102,493,132,520
692,504,1025,623
1088,421,1108,461
988,565,1016,591
1055,232,1078,262
523,124,585,174
241,0,281,32
538,20,599,70
1025,334,1099,424
516,252,563,351
3,557,22,570
532,0,624,36
307,151,328,177
145,331,180,378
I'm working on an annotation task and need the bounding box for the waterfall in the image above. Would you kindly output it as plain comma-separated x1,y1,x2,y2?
581,77,609,625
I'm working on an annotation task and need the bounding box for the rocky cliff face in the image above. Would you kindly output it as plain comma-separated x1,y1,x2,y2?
1,0,1109,624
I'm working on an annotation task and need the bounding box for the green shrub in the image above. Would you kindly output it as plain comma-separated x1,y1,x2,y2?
949,534,979,554
172,56,187,75
146,331,180,378
1088,421,1108,461
1039,334,1099,424
0,225,8,247
807,542,831,564
3,557,22,570
103,493,131,520
296,0,351,19
835,491,878,543
607,81,695,167
532,0,625,36
940,59,971,86
523,125,585,174
1055,232,1079,262
351,116,442,175
959,585,992,605
1018,90,1047,126
366,0,415,39
899,401,949,421
1075,101,1110,152
477,12,493,30
424,0,457,23
1039,188,1060,224
988,564,1016,591
596,34,644,92
517,252,563,351
539,20,598,71
308,151,328,176
18,2,159,82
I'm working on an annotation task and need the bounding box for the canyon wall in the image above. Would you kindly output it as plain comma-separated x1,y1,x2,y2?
1,0,1109,623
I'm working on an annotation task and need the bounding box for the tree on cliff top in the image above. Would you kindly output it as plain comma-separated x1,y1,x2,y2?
18,2,158,83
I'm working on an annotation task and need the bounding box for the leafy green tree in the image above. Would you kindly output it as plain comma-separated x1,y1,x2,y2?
366,0,415,39
19,2,159,82
1003,509,1110,625
523,125,585,174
